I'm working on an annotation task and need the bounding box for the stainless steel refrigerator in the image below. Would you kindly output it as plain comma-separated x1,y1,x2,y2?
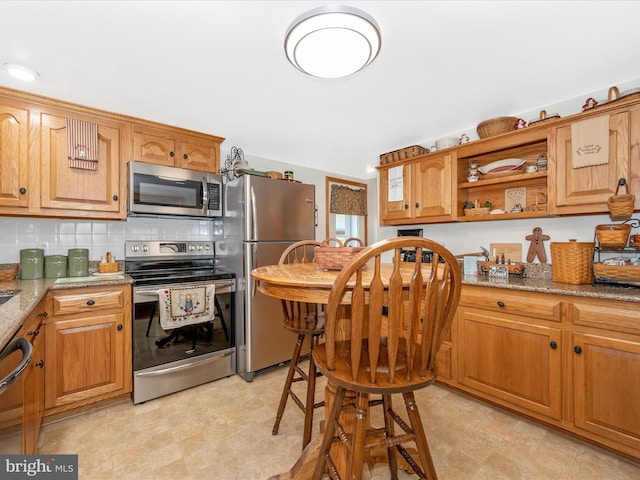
221,174,315,381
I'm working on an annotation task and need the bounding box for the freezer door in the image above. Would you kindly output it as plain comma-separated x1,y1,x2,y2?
242,241,310,378
244,175,315,241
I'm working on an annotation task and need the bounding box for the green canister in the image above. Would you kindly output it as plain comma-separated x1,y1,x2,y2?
67,248,89,277
20,248,44,279
45,255,67,278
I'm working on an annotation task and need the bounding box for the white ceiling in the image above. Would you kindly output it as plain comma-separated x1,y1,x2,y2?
2,1,640,180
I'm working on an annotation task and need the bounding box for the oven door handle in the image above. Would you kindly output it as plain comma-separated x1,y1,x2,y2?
0,337,32,395
136,350,233,377
135,280,235,297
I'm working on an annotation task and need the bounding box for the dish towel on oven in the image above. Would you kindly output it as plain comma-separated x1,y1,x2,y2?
158,284,215,330
66,118,99,170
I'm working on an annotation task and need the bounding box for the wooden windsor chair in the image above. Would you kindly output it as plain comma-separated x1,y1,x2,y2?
272,240,326,449
311,237,462,480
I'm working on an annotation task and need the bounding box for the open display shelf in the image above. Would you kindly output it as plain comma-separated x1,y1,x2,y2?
457,135,549,221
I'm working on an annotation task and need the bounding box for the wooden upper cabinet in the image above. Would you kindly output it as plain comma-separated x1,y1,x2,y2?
380,152,454,225
413,152,454,219
550,108,631,214
0,102,30,209
380,161,412,223
40,112,124,216
133,126,221,173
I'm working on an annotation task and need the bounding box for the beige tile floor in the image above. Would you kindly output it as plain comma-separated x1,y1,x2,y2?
38,362,640,480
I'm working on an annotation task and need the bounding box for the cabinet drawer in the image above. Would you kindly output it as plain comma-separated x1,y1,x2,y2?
460,286,562,322
51,288,124,316
571,299,640,336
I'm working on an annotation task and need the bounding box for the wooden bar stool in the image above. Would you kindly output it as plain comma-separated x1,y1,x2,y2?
272,240,325,450
311,237,462,480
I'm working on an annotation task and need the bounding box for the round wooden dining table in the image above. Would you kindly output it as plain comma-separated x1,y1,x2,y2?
251,261,433,480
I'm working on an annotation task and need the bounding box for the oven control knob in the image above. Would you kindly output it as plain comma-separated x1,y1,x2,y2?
142,244,148,252
131,244,139,252
204,244,210,250
196,244,203,251
189,244,195,251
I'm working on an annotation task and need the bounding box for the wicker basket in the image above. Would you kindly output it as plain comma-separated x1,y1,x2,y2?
315,238,365,270
476,117,519,139
97,262,119,273
595,223,631,248
0,264,19,281
550,240,594,284
379,145,429,165
607,179,635,219
594,263,640,283
464,207,491,216
630,234,640,250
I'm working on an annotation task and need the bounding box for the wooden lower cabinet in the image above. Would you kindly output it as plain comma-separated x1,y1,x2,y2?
0,300,46,454
572,331,640,453
441,285,640,462
44,286,132,415
456,305,562,420
22,306,46,454
569,298,640,457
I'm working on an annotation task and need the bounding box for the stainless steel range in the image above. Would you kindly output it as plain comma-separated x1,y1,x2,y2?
125,240,236,404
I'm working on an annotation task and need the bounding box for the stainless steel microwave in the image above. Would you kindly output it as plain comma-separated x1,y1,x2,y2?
128,161,222,218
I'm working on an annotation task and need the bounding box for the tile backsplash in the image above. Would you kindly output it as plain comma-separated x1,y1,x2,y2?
0,216,224,263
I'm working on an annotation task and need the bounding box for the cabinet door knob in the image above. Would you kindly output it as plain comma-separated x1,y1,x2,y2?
549,341,557,349
35,360,44,368
497,301,505,307
86,300,95,306
574,345,582,354
415,202,419,208
183,154,188,160
19,187,27,194
113,195,118,201
38,312,48,318
404,204,409,210
117,324,123,331
169,151,175,157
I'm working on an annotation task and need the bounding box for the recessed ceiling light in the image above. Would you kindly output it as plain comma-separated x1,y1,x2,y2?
285,5,381,79
4,63,39,81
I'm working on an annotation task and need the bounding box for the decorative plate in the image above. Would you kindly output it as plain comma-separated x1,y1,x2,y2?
478,158,526,175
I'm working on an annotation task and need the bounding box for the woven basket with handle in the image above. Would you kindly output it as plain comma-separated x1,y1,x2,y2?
315,237,364,270
595,223,631,248
607,178,635,219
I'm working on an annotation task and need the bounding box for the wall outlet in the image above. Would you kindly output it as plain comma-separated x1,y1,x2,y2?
39,241,50,255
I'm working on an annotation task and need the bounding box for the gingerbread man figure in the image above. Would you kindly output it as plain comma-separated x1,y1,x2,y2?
526,227,550,263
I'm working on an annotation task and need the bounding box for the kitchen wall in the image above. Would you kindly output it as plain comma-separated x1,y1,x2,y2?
0,216,222,264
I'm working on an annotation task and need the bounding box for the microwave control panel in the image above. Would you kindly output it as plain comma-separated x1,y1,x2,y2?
208,183,221,211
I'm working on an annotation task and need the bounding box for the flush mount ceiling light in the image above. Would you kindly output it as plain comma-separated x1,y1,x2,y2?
4,63,39,81
285,5,381,79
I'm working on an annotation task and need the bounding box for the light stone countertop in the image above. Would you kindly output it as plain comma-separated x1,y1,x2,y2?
0,275,133,351
462,274,640,303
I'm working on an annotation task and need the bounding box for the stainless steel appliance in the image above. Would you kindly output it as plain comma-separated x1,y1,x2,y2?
0,336,32,453
125,240,236,404
222,175,315,381
128,161,222,218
